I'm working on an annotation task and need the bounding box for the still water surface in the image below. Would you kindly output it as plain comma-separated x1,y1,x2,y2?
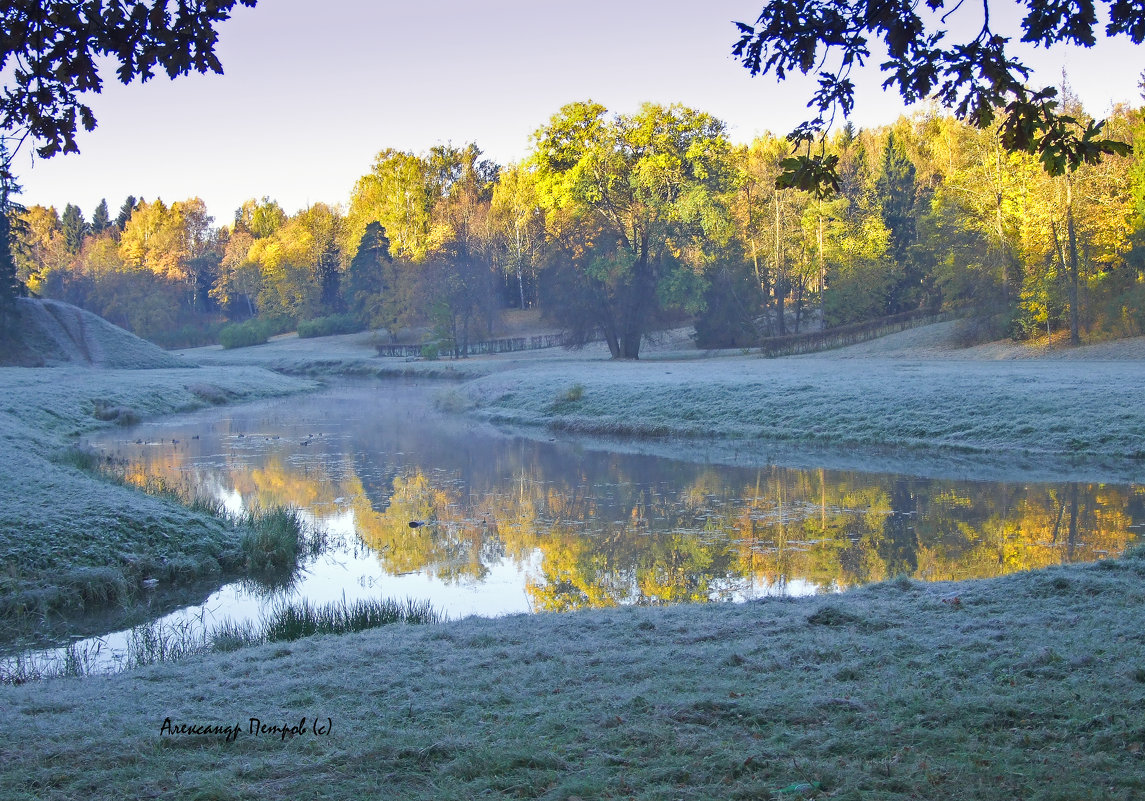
18,380,1145,670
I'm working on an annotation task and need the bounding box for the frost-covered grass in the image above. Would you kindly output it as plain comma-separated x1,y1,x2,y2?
2,552,1143,800
457,356,1145,480
0,366,314,620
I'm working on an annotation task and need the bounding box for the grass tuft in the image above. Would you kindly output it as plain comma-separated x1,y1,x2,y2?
2,596,441,684
239,506,307,574
260,597,443,642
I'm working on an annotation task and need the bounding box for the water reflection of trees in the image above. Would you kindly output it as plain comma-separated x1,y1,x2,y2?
124,437,1141,613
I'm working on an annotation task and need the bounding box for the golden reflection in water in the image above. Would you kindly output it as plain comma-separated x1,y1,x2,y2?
121,444,1141,612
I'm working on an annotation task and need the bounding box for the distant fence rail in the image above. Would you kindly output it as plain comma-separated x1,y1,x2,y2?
376,333,566,358
755,309,959,358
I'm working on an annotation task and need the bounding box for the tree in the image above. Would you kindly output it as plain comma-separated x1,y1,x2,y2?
0,141,26,330
533,101,733,358
491,163,545,309
1,0,257,157
347,149,449,263
91,199,111,235
115,196,138,232
344,222,395,328
212,229,260,317
732,0,1137,194
875,133,921,312
60,204,89,255
235,197,287,239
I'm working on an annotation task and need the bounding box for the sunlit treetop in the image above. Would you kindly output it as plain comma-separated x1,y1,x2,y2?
732,0,1140,193
0,0,257,158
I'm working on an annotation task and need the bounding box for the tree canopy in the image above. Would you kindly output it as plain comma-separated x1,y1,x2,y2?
732,0,1140,193
1,0,257,158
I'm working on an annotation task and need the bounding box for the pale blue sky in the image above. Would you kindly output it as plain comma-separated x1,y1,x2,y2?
15,0,1144,224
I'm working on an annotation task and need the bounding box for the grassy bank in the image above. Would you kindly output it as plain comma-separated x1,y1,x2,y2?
0,366,315,621
455,357,1145,481
2,552,1143,800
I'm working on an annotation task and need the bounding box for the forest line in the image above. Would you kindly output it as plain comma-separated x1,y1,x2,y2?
12,96,1145,356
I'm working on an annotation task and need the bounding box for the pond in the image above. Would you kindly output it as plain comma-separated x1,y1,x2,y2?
9,379,1144,674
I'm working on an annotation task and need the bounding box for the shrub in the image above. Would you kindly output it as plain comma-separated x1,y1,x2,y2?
218,319,272,349
149,321,227,350
297,313,366,339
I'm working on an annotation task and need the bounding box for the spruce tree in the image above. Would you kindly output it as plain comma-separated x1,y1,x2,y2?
61,203,88,254
0,140,27,334
91,199,110,234
345,222,392,326
115,195,137,231
876,134,921,314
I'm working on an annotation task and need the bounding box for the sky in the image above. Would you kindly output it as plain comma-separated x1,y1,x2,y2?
13,0,1145,225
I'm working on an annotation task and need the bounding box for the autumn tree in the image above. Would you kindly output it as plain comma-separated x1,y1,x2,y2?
425,144,500,350
533,102,733,358
212,229,260,317
490,162,545,309
347,149,446,263
732,0,1137,195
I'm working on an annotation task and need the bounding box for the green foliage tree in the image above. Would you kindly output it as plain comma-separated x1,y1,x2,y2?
533,101,733,358
235,197,287,239
732,0,1138,194
491,162,545,309
347,149,444,263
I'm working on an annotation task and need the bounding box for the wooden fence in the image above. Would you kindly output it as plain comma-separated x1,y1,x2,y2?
376,333,566,358
375,310,958,359
754,309,958,358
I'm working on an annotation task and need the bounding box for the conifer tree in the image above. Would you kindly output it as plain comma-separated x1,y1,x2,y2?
0,140,27,332
91,199,111,235
61,204,88,255
876,134,921,313
115,196,138,232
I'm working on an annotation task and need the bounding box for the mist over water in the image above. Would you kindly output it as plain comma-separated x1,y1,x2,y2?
10,379,1140,674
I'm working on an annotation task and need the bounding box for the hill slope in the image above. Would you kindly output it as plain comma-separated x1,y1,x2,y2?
0,298,186,368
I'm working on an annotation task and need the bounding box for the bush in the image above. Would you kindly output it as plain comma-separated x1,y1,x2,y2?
297,313,365,339
218,319,272,349
420,342,440,360
149,321,227,349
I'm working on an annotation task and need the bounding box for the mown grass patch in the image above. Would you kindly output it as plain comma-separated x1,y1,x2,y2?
5,555,1143,799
